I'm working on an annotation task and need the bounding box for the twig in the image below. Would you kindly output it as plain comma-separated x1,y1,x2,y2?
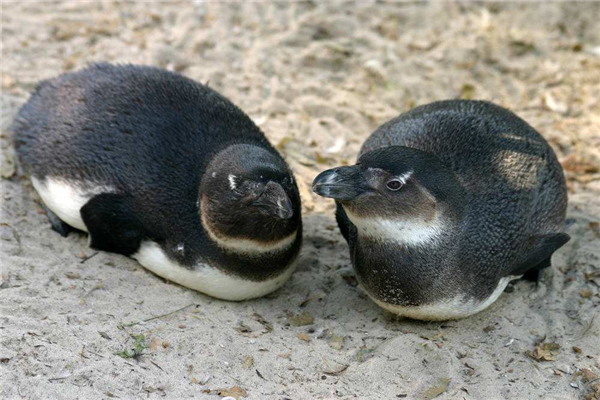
80,252,99,264
151,360,165,372
573,312,599,341
81,282,104,299
121,303,197,328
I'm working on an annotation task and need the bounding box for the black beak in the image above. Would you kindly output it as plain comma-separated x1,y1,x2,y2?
312,165,365,201
253,181,294,220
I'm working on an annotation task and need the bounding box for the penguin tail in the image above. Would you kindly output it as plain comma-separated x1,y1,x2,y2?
509,233,571,280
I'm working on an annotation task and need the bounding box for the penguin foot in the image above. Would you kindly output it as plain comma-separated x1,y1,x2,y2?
522,268,544,284
43,206,73,237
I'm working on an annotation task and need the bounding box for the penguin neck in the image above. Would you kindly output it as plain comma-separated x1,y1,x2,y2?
199,199,298,256
345,202,463,247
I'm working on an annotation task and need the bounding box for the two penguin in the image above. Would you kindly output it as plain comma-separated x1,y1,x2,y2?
12,64,570,319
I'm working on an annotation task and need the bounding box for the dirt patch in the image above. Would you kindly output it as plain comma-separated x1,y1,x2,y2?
1,2,599,399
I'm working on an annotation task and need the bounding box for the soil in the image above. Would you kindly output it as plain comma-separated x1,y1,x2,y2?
1,2,599,399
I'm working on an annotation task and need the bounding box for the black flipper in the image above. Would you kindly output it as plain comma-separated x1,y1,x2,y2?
335,202,350,243
43,205,74,237
510,233,571,278
80,193,145,256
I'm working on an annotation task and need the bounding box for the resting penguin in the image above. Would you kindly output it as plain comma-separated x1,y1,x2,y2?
12,63,302,301
313,100,569,320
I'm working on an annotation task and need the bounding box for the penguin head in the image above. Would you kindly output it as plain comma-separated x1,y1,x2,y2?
312,146,465,243
201,144,300,246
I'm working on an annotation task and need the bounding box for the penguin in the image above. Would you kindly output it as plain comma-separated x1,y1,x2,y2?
12,63,302,301
312,100,569,320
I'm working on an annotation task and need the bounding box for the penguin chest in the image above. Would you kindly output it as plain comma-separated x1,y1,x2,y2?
132,241,296,301
368,276,518,320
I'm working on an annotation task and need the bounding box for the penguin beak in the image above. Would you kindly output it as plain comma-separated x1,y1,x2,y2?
253,181,294,220
312,165,365,201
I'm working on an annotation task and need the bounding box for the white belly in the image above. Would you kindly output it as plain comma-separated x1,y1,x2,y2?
32,176,296,300
31,176,116,231
132,241,296,301
369,276,519,320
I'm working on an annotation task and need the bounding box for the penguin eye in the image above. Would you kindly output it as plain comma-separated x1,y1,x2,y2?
386,179,403,191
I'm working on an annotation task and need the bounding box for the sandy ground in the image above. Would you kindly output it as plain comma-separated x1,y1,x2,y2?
1,2,600,399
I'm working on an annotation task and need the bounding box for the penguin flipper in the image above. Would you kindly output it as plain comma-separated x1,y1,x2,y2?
43,205,74,237
335,202,350,243
509,233,571,278
80,193,145,257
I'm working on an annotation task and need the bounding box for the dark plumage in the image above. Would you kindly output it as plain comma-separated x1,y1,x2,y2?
13,63,302,300
313,100,569,320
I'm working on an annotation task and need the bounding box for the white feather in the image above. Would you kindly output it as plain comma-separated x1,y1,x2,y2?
31,176,115,231
344,209,443,246
228,174,237,190
132,241,296,300
370,276,520,320
397,170,413,185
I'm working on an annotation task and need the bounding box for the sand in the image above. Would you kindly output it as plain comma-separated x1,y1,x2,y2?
1,2,599,399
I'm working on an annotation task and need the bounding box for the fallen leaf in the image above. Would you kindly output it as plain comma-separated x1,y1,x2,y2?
241,355,254,370
150,338,161,352
528,342,560,362
356,346,375,363
215,386,248,399
235,323,255,337
252,313,273,333
581,368,599,383
276,136,293,151
322,358,348,375
65,272,81,279
561,154,599,174
423,377,450,399
328,334,344,350
297,333,311,342
288,312,314,327
580,289,593,298
315,152,332,164
460,83,475,99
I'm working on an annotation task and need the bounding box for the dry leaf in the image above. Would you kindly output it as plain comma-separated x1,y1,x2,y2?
528,342,560,362
460,83,475,99
561,154,600,174
241,355,254,370
149,338,161,352
215,386,248,399
315,152,332,165
252,313,273,333
423,377,450,399
322,358,348,375
276,136,293,151
288,312,314,327
297,333,311,342
581,368,599,383
328,334,344,350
